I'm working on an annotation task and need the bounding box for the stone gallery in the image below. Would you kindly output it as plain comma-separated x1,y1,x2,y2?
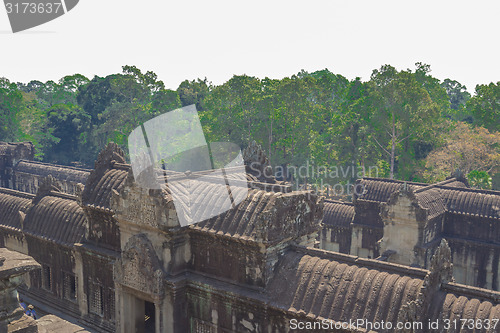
0,141,499,332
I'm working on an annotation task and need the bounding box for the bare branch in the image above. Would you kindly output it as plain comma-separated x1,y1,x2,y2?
374,137,390,155
396,134,412,144
486,165,498,173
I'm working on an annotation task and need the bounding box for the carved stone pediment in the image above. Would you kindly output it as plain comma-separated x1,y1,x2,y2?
82,142,125,206
111,171,177,229
114,234,165,296
243,141,276,183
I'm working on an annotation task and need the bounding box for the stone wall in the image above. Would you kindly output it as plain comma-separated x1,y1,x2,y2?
0,142,34,189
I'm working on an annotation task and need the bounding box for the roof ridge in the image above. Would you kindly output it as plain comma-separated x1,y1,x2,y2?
414,178,458,194
45,190,78,201
361,177,499,196
111,162,131,170
0,186,35,199
361,177,428,186
437,185,500,196
293,246,429,278
324,199,354,206
15,159,92,172
443,282,500,302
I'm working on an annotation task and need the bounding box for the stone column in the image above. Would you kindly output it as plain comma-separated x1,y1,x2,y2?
72,249,87,315
154,299,161,333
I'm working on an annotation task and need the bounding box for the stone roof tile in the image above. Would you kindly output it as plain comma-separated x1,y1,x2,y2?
441,188,500,219
268,250,424,324
0,188,33,231
24,194,86,245
190,189,321,244
323,200,354,227
414,189,446,220
355,178,500,220
82,167,128,211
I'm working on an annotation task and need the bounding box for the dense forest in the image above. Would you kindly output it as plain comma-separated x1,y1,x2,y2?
0,63,498,190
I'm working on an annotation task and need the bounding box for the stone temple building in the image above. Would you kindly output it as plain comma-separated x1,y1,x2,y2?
0,141,499,332
320,176,500,292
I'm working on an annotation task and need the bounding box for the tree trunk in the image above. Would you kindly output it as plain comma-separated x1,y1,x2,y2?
390,109,396,179
268,117,273,164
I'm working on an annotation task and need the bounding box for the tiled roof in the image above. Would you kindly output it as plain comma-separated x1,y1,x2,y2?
190,189,320,244
0,188,86,245
81,165,129,211
323,200,354,227
355,178,426,202
0,188,33,230
268,249,425,324
268,248,500,326
429,284,500,323
190,188,273,241
355,178,500,220
81,142,129,212
414,188,446,220
0,142,33,156
440,187,500,219
24,193,86,245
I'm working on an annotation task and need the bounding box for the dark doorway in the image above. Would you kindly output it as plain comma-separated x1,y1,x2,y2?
144,301,155,333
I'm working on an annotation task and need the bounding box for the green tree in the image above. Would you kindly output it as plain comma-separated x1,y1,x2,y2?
77,75,127,124
440,78,472,122
0,78,22,141
122,65,165,93
16,90,55,160
334,78,375,171
202,75,263,147
466,82,500,132
81,67,181,162
368,65,440,179
273,75,317,169
177,78,211,111
44,104,91,164
414,62,450,115
151,89,181,115
17,80,43,93
441,79,471,111
467,170,492,189
56,74,90,105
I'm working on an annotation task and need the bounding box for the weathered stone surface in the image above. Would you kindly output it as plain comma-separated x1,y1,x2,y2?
13,160,90,195
322,176,500,291
0,248,40,333
0,248,40,280
114,234,165,296
0,142,34,189
0,143,499,332
36,315,90,333
7,315,38,332
243,140,276,183
82,142,127,211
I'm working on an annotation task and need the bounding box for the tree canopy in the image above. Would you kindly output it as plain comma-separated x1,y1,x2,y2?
0,63,497,190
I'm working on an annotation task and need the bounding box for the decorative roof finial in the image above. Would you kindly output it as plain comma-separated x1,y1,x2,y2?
32,175,62,204
243,141,275,183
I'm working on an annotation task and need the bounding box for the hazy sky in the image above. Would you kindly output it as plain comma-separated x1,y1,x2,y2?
1,0,499,92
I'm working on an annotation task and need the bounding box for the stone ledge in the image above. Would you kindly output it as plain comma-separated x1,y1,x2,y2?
36,315,90,333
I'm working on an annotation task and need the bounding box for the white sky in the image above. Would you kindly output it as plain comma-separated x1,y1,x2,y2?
1,0,499,93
